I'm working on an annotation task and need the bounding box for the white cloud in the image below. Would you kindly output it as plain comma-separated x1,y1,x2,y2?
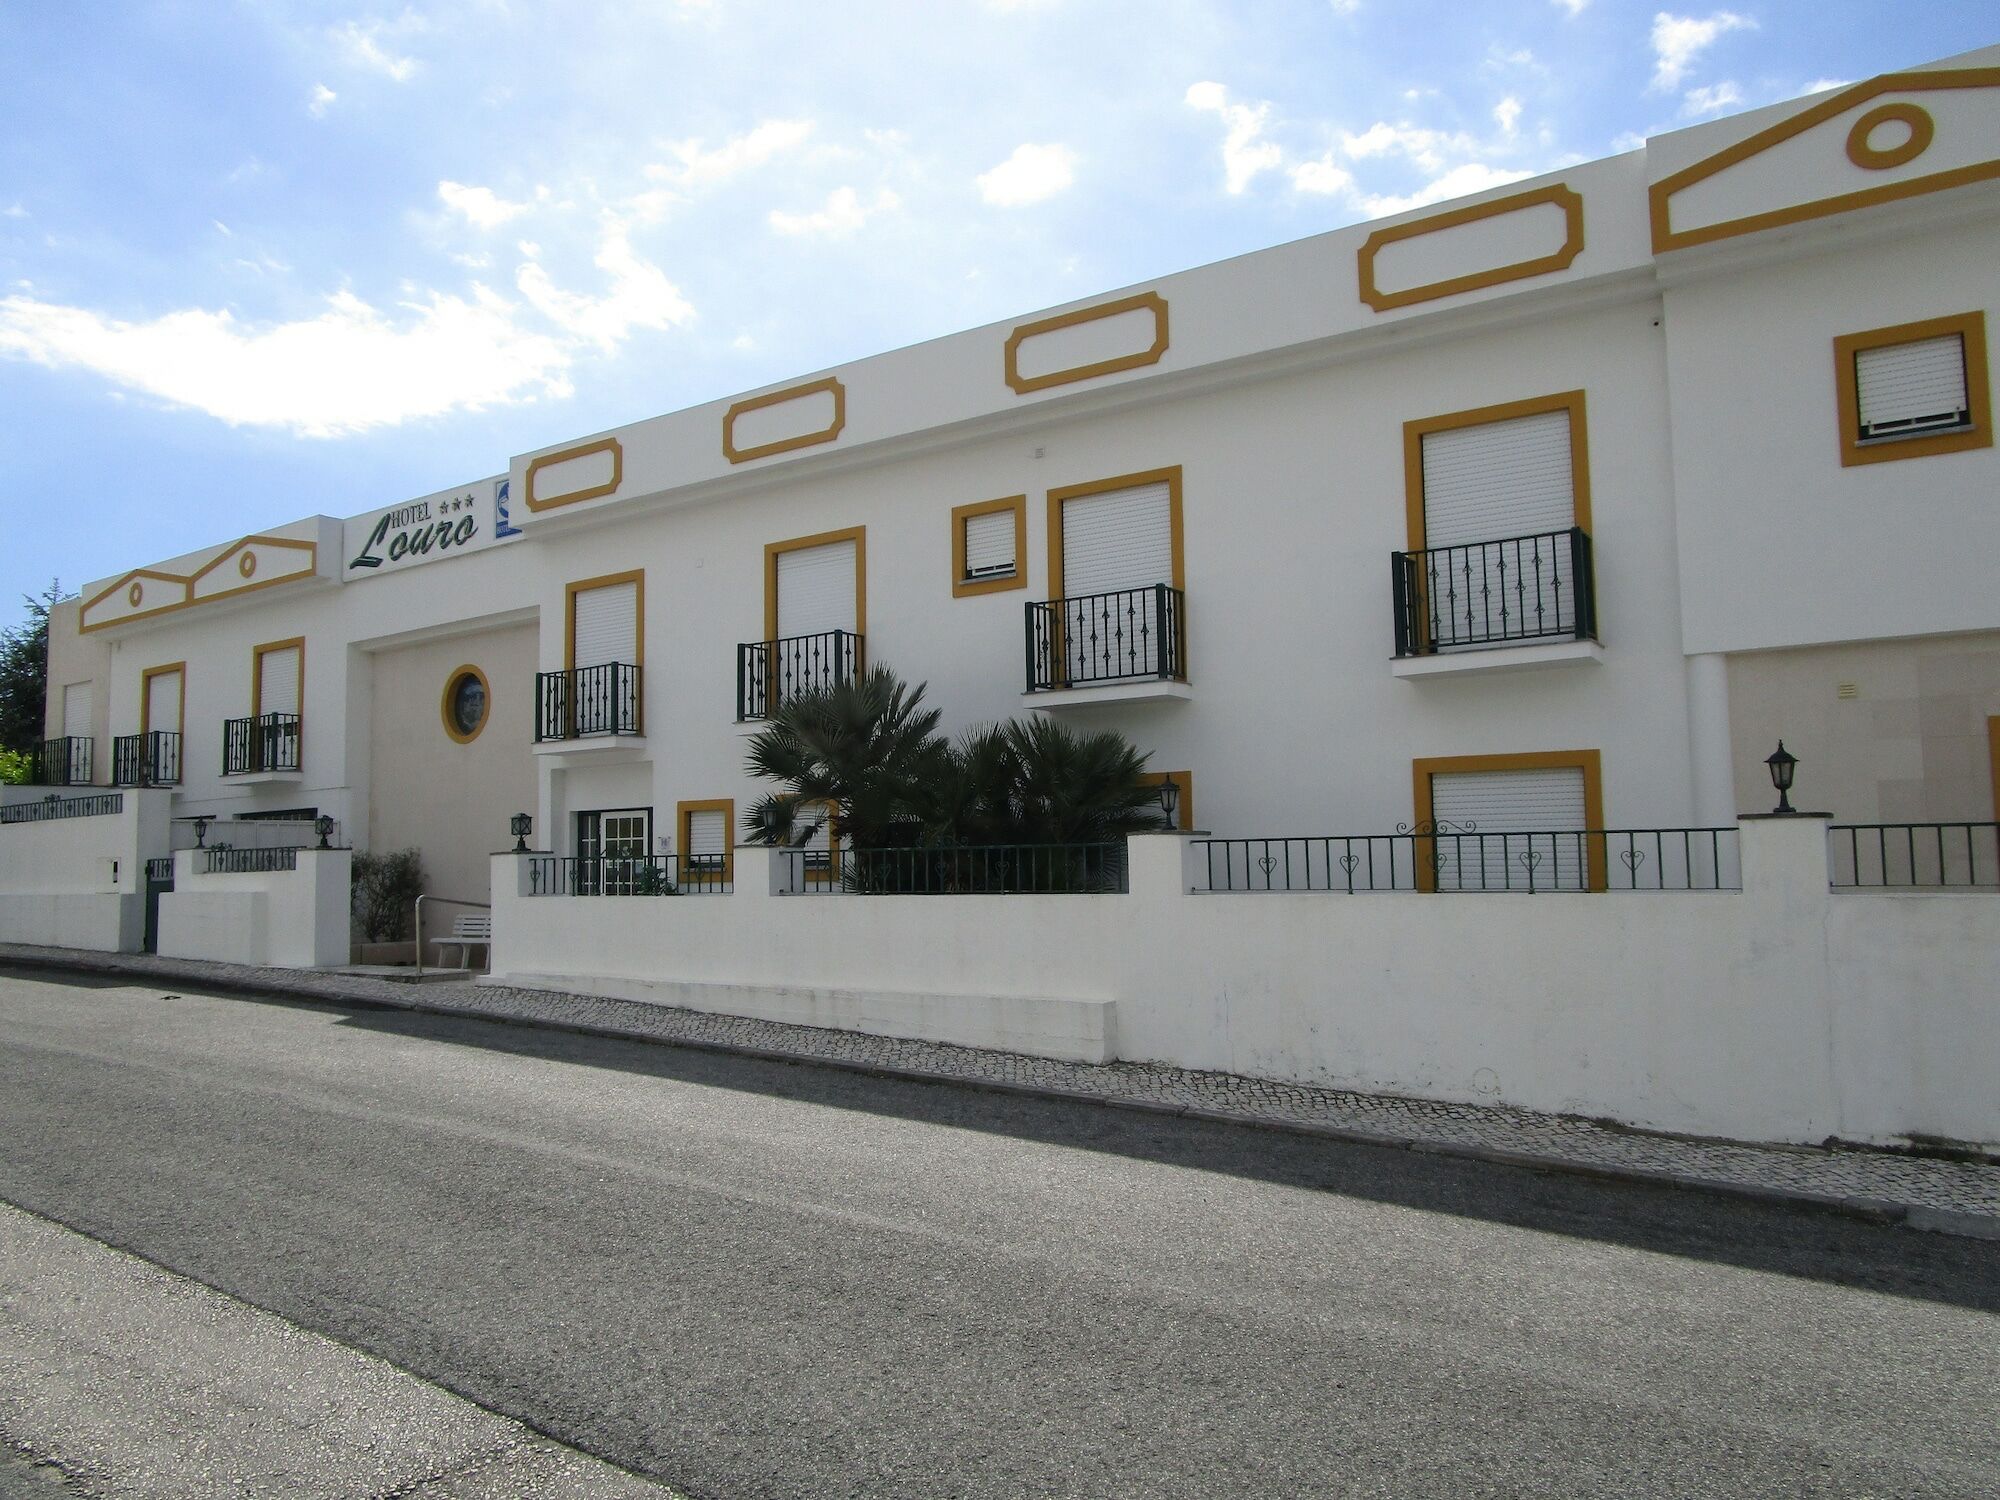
1649,11,1755,92
1799,76,1852,96
514,225,694,351
1494,96,1523,134
212,220,232,237
308,84,338,117
1682,80,1743,116
1551,0,1590,14
3,203,27,219
976,143,1077,207
1359,163,1534,218
1184,81,1284,195
767,186,900,237
1288,155,1354,196
331,16,425,82
438,180,531,230
1610,129,1648,153
1327,0,1361,13
1341,120,1481,173
0,286,571,437
648,119,815,189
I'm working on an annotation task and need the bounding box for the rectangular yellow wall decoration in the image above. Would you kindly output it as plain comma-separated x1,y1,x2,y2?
1358,185,1584,313
723,377,847,464
1004,291,1169,395
525,437,624,513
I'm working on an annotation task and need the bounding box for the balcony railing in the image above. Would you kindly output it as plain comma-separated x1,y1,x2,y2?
35,736,93,786
1194,826,1740,893
783,842,1128,894
112,731,182,787
222,713,302,775
535,663,641,741
1026,585,1187,692
737,631,862,721
527,854,731,895
202,845,299,874
1393,527,1595,656
0,792,123,825
1831,823,1999,889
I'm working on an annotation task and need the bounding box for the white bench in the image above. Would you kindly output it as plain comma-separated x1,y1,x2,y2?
435,913,492,970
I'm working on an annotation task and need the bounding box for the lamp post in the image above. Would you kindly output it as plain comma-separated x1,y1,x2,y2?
1155,778,1181,830
314,814,335,849
1765,741,1798,816
510,812,533,853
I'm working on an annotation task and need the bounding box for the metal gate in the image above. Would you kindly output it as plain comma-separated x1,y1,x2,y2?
143,856,174,954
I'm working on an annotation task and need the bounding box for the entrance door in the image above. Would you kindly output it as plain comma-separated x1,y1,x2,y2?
576,808,650,895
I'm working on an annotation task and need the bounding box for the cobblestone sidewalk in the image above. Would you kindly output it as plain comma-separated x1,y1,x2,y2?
5,943,1996,1237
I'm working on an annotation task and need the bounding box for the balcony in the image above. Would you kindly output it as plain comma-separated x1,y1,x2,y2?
34,736,93,786
222,713,302,777
736,630,861,722
1024,585,1188,705
1391,527,1600,679
535,662,641,742
112,731,182,787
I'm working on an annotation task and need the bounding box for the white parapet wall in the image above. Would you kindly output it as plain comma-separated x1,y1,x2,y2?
158,847,352,969
0,788,170,953
487,818,1999,1151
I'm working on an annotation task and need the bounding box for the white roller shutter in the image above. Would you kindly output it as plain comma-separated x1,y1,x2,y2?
145,670,181,736
776,541,857,640
1060,481,1174,597
257,647,300,717
1420,410,1574,548
963,510,1017,579
1856,335,1969,439
1429,766,1588,891
62,683,91,739
572,581,638,669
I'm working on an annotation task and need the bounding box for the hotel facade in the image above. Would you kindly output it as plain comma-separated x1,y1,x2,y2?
11,49,1999,1150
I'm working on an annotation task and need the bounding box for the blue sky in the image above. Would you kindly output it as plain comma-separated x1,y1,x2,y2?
0,1,1991,612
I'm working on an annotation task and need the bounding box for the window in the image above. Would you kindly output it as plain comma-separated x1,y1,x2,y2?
951,496,1027,597
252,638,303,719
765,528,865,643
1411,750,1605,892
565,571,643,736
141,663,184,740
677,798,736,888
1044,466,1186,684
1833,311,1990,467
441,665,490,744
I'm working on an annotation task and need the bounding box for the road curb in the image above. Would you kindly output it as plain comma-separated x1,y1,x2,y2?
6,949,1992,1242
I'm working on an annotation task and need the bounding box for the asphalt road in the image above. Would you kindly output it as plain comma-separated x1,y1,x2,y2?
1,966,1996,1500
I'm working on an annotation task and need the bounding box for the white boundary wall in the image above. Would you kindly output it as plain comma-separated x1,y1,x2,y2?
489,817,1999,1150
0,789,169,953
158,848,352,969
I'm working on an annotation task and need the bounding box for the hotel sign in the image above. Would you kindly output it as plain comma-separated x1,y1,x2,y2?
342,476,523,579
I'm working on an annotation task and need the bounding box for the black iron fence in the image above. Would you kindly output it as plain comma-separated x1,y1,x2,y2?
1195,826,1740,893
737,630,862,721
201,846,298,874
222,713,302,775
527,854,731,896
1026,585,1186,692
1831,823,1999,890
35,736,93,786
145,856,175,882
535,663,642,741
112,731,182,787
0,792,124,825
1393,527,1595,656
783,842,1128,894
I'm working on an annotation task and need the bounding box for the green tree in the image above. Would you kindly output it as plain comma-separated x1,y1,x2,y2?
0,581,59,758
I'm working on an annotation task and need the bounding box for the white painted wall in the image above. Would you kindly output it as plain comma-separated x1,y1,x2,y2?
158,847,351,969
0,790,170,951
490,818,1998,1151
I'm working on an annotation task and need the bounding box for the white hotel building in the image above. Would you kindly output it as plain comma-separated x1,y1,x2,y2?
9,48,1998,1150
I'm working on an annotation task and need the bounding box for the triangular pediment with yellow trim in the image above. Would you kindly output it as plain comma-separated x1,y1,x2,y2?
1650,67,2000,254
79,533,321,633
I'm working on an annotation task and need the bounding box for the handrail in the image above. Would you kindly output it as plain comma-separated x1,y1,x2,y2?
413,893,494,978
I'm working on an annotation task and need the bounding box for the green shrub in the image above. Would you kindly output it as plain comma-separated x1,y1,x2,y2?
351,848,425,942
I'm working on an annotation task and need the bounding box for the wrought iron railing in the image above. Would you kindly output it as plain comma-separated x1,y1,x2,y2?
1830,823,1999,890
1026,585,1186,692
782,842,1128,894
35,736,93,786
112,731,182,787
201,845,299,873
222,713,302,775
737,630,862,721
1194,825,1740,893
535,663,642,741
527,853,730,895
145,856,175,882
0,792,124,825
1393,527,1595,656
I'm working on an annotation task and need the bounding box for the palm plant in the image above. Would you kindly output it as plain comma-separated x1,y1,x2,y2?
991,715,1164,844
